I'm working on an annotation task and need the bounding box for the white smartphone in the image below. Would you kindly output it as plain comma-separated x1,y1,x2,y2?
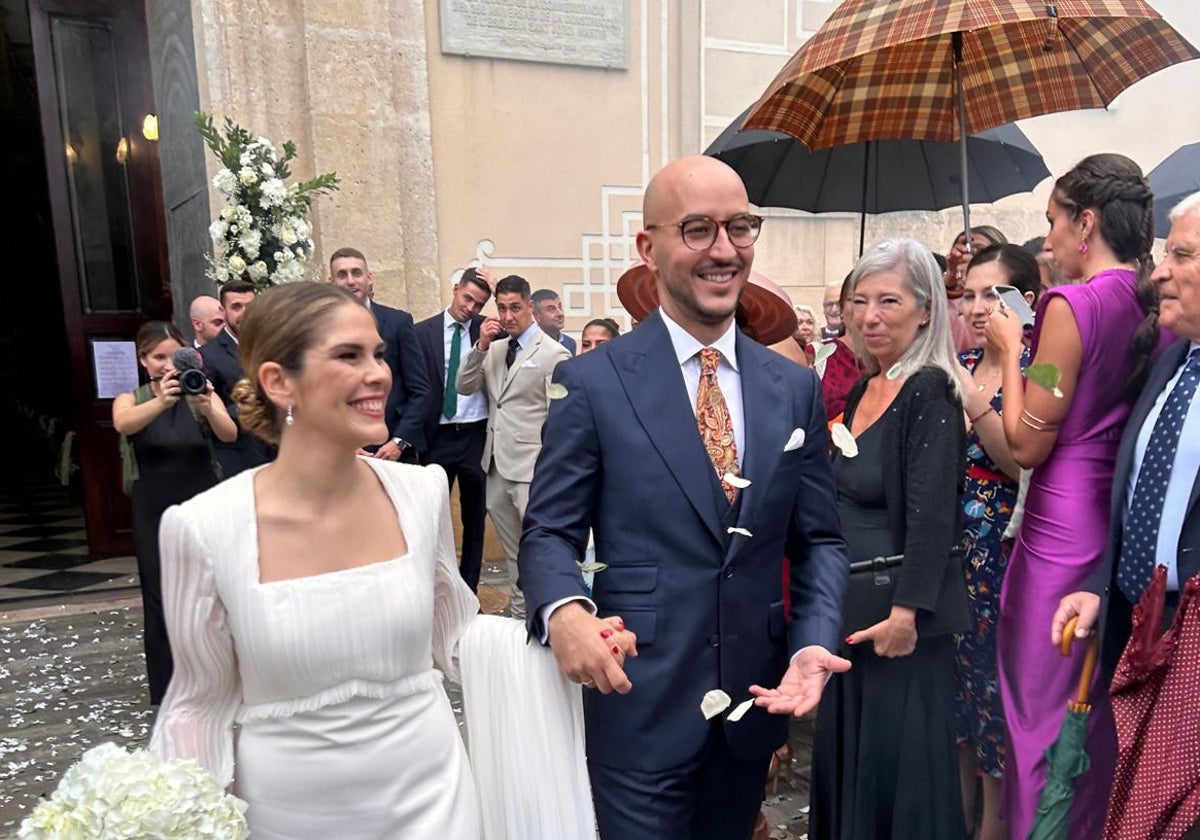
993,285,1035,329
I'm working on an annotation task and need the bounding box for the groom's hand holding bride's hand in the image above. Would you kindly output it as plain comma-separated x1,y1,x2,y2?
747,646,851,717
547,602,638,695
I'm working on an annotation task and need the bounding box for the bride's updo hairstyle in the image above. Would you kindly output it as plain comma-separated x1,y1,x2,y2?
231,282,361,443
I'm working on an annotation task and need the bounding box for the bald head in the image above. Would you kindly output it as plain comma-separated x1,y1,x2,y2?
636,156,755,344
189,295,225,345
642,155,748,223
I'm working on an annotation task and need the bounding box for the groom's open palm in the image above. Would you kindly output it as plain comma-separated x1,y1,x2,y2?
748,646,851,717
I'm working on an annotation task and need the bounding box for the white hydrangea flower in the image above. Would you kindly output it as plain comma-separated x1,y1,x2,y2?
237,167,258,186
291,217,311,240
248,260,268,280
237,229,262,259
260,178,287,208
239,151,253,167
19,743,247,840
208,220,228,242
211,168,237,196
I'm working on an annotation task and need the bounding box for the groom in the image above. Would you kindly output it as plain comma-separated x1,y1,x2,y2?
519,155,850,839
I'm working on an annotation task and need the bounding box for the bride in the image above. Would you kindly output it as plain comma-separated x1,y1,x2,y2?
150,282,628,838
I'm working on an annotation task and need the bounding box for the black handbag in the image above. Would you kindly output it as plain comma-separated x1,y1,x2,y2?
840,549,970,639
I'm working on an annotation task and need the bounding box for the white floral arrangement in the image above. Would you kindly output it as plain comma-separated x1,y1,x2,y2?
19,742,249,839
198,111,339,290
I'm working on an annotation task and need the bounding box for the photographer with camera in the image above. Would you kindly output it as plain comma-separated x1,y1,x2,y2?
113,321,236,704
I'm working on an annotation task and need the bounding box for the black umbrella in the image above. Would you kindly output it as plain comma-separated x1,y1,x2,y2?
705,109,1050,253
1148,141,1200,237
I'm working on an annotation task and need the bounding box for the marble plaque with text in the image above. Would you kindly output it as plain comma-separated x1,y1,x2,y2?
440,0,627,69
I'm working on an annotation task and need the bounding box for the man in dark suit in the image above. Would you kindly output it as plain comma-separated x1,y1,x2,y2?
200,280,270,477
1053,194,1200,838
414,268,493,589
531,288,576,355
329,247,433,460
518,155,851,839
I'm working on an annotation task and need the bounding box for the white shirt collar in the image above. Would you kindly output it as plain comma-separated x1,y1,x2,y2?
659,310,739,371
223,325,239,345
514,322,541,349
443,308,467,330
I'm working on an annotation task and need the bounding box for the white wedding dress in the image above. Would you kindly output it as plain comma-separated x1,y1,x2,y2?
150,460,592,840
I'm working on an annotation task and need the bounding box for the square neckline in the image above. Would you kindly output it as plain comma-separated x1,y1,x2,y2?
249,458,412,586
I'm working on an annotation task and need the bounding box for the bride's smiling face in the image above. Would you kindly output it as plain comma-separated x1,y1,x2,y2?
288,303,392,448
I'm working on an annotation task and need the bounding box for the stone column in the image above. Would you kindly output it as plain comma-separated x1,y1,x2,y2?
188,0,439,313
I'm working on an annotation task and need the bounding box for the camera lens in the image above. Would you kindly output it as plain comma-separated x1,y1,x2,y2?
179,369,207,395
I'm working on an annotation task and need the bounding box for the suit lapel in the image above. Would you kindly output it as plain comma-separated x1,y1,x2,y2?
500,330,541,397
724,333,790,567
612,312,724,546
1112,340,1189,526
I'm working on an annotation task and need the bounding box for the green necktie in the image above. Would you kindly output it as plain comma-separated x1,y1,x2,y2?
443,322,462,419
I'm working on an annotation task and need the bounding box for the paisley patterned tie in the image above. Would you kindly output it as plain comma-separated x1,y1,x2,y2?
696,348,739,504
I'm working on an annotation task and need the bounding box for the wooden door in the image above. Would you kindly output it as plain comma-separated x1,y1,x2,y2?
30,0,171,557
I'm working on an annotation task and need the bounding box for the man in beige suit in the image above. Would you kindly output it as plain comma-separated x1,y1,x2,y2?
457,274,571,617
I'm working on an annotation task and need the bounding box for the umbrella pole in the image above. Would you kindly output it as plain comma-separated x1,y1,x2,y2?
859,141,871,255
953,32,972,246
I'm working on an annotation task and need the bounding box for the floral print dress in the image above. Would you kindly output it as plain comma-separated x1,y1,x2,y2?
955,346,1028,778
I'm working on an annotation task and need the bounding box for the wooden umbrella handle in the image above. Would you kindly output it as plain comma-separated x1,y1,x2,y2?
1061,616,1100,706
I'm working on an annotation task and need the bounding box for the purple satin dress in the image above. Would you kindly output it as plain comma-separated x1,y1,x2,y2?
997,269,1143,839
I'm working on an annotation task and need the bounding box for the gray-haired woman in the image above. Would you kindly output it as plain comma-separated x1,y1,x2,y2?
810,238,971,840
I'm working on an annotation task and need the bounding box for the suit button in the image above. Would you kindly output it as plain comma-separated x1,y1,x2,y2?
707,635,720,647
724,567,734,579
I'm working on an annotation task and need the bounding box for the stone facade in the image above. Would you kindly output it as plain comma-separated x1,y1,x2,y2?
185,0,1200,328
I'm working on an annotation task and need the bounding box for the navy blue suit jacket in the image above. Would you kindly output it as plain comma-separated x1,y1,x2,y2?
1089,338,1200,677
371,301,433,454
198,328,269,477
559,332,577,356
518,310,849,772
414,311,485,448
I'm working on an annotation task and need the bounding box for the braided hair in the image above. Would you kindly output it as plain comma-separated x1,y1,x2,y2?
1053,153,1158,401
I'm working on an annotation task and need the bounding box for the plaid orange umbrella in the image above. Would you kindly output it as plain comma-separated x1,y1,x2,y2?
743,0,1198,238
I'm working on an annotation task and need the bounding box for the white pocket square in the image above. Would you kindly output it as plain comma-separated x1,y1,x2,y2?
783,428,806,452
520,359,538,368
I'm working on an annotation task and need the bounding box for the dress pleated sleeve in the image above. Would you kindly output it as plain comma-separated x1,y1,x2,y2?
149,504,241,788
427,465,480,684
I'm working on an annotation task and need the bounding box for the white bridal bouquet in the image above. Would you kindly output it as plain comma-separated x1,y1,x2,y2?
198,111,339,291
19,742,249,839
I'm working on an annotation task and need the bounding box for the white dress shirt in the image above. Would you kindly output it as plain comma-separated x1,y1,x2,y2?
441,310,488,424
1125,343,1200,590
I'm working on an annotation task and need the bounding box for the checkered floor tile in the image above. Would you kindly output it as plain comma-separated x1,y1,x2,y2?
0,481,138,605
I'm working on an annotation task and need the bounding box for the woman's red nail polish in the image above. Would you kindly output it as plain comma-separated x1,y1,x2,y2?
600,629,613,639
611,645,621,655
844,636,853,644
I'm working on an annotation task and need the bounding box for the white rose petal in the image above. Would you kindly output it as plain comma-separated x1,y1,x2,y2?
723,472,751,489
546,382,569,400
814,343,837,364
831,422,858,458
886,363,904,380
726,526,753,538
727,698,755,722
701,689,732,720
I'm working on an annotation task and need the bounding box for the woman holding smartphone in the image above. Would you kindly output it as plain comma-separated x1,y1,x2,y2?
954,244,1038,840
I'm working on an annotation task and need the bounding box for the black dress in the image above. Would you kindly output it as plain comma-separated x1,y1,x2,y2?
129,399,219,704
809,417,964,840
